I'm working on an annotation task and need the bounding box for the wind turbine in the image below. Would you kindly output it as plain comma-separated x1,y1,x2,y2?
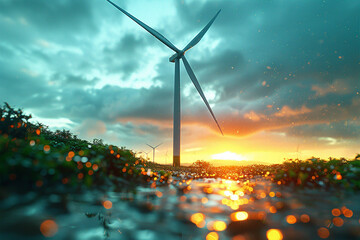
107,0,223,167
147,143,162,163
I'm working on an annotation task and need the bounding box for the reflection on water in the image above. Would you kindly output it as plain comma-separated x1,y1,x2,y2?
0,176,359,240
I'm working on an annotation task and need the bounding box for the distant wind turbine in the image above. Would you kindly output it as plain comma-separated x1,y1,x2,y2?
147,143,162,163
107,0,223,167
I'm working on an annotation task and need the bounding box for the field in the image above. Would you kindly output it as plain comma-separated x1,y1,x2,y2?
1,103,359,240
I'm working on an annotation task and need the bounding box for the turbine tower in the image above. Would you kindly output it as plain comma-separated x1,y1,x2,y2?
146,143,162,164
107,0,223,167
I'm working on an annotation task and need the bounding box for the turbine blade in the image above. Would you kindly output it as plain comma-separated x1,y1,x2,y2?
146,144,154,149
182,9,221,53
107,0,179,53
155,143,162,148
182,56,223,136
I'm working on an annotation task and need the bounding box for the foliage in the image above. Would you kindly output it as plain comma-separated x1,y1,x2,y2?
270,157,360,190
0,102,31,139
1,102,359,196
0,103,170,195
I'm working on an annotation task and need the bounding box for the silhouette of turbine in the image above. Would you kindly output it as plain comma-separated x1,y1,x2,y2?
146,143,162,163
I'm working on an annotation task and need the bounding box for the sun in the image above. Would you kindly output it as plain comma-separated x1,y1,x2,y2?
211,151,249,161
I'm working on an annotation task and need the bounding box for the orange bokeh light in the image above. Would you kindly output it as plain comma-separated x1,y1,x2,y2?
43,145,50,152
40,220,58,237
332,208,341,216
286,215,297,224
335,173,342,180
317,227,330,239
68,151,75,158
190,213,205,225
266,229,283,240
300,214,310,223
213,221,227,231
343,209,353,218
333,217,344,227
103,200,112,209
201,197,208,204
155,191,163,198
206,232,219,240
230,211,248,221
269,206,277,214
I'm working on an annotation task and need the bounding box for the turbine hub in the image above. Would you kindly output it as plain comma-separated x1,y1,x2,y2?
169,51,184,62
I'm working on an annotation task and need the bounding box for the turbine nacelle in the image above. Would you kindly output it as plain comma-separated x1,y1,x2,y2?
169,51,184,63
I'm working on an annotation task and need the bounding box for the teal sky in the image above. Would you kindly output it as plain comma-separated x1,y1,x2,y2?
1,0,359,163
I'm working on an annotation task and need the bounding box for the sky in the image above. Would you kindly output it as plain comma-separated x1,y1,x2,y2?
1,0,359,164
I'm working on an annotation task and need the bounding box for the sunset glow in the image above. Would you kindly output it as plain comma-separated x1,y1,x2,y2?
211,151,249,161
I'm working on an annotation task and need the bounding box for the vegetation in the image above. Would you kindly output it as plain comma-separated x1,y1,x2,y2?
271,157,360,190
0,103,170,196
1,102,359,197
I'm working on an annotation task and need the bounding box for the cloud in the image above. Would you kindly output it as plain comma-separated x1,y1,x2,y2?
0,0,359,157
274,105,312,118
75,119,107,139
102,34,151,75
0,0,99,44
284,121,360,141
311,79,352,97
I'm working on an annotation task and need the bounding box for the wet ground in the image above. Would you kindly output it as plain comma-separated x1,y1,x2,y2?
1,176,359,240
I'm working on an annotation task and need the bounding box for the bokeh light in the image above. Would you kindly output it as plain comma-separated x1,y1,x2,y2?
332,208,341,217
300,214,310,223
190,213,206,228
286,215,297,224
266,229,283,240
40,220,58,237
213,221,227,231
103,200,112,209
206,232,219,240
333,217,344,227
230,211,248,221
317,227,330,239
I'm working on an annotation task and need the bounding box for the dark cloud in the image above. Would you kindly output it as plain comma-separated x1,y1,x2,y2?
176,0,360,106
52,73,100,86
102,34,150,75
284,121,360,140
0,0,99,43
45,85,174,123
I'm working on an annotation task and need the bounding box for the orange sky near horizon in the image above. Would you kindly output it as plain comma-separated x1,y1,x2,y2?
135,122,360,165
